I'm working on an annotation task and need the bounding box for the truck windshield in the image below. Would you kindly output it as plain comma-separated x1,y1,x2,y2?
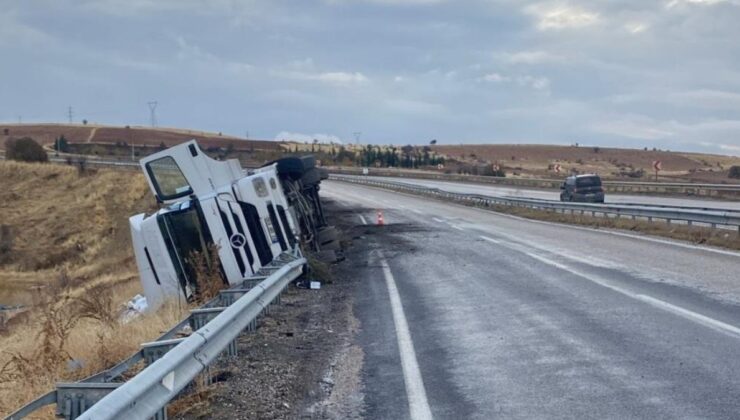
576,176,602,187
146,156,193,200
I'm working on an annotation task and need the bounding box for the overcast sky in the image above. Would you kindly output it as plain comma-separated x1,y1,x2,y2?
1,0,740,155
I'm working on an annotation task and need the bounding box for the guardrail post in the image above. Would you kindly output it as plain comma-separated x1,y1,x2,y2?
141,338,186,365
189,307,239,358
55,383,120,420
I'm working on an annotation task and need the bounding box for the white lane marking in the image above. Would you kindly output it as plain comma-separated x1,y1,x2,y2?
451,225,464,231
380,254,434,420
458,197,740,259
359,214,367,225
410,208,423,214
635,294,740,337
479,235,501,244
501,245,740,339
432,217,445,223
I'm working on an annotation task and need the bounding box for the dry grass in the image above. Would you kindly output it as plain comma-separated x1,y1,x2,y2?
0,123,282,152
0,276,189,418
430,144,740,182
307,253,332,283
166,372,225,418
187,244,226,305
0,160,156,303
485,204,740,250
0,160,167,418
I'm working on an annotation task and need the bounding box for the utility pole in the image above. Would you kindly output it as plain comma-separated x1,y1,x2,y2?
353,131,362,146
245,130,249,140
68,106,73,123
17,116,21,124
147,101,158,127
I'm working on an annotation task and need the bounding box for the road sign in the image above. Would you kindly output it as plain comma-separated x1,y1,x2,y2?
554,164,562,173
652,160,662,182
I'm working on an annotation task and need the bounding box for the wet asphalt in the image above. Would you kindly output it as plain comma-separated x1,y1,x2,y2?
323,180,740,420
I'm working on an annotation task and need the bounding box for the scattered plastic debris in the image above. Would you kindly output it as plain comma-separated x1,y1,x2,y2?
120,294,148,323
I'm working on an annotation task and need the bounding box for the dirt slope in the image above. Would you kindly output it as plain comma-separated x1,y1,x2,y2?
0,161,157,304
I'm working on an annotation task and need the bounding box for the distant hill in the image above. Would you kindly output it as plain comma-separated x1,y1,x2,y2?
430,144,740,183
0,123,289,166
0,123,282,151
2,123,738,182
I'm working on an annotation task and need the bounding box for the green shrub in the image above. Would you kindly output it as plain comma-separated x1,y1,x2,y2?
6,137,48,163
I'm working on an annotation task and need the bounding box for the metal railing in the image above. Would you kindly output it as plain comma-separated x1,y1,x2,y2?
326,167,740,198
7,250,306,420
331,175,740,231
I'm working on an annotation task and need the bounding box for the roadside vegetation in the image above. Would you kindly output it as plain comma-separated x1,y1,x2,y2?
5,137,48,163
0,161,187,418
487,204,740,251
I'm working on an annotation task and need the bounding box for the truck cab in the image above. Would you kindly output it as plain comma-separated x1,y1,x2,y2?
130,141,298,307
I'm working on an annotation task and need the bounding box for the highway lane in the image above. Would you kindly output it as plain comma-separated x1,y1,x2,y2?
323,180,740,419
372,176,740,211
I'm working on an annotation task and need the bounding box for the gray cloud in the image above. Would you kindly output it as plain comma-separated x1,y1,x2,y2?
1,0,739,155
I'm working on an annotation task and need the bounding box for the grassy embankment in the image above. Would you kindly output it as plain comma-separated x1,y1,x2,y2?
0,161,188,418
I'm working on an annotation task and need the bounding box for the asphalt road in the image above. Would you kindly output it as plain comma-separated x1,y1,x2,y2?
372,176,740,211
323,180,740,420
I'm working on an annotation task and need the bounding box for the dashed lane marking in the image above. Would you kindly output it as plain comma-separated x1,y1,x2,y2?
479,235,501,244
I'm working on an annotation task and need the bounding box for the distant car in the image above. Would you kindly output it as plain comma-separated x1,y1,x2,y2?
560,174,605,203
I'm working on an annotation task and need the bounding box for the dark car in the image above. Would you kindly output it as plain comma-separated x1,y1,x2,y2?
560,174,605,203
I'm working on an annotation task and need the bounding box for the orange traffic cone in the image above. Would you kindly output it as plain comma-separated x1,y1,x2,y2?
377,210,384,226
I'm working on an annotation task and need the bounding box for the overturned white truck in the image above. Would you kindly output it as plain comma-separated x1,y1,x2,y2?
129,140,328,308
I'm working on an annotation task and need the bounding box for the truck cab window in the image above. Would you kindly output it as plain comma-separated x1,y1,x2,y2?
146,156,193,201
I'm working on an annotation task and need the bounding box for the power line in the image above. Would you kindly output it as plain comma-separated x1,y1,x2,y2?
147,101,158,127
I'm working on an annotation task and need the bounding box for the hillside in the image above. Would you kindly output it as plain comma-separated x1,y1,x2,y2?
0,161,188,416
430,144,740,183
0,161,156,305
0,123,282,150
2,123,738,182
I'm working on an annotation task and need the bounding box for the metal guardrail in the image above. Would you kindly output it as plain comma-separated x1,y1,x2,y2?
7,250,306,420
0,153,140,169
326,167,740,198
331,175,740,231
